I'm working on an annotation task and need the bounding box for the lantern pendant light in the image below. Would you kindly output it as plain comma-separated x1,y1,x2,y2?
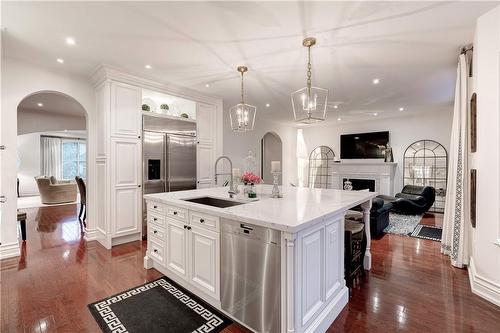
291,37,329,124
229,66,256,132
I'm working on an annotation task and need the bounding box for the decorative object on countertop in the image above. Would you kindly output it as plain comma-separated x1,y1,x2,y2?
271,161,282,198
231,168,241,195
243,150,257,174
88,276,233,333
160,103,169,110
180,113,189,118
229,66,256,132
343,179,353,191
291,37,328,124
142,104,150,111
241,171,261,198
384,144,394,162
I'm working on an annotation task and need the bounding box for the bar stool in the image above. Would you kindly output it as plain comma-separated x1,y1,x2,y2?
344,220,366,289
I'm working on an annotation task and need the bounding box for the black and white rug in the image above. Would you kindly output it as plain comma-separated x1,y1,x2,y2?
410,224,443,242
88,277,232,333
384,212,423,236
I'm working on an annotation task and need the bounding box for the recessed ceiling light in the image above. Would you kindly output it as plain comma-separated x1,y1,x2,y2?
56,58,64,64
333,105,338,109
65,37,76,46
205,83,210,88
266,103,270,108
373,112,378,116
399,107,405,111
37,103,43,107
337,117,341,121
372,78,380,85
145,64,152,69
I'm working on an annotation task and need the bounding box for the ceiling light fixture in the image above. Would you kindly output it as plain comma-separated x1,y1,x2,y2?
399,107,405,111
205,83,210,88
37,103,43,107
65,37,76,45
57,58,64,64
291,37,328,124
266,103,270,108
337,117,341,121
333,105,338,109
229,66,256,132
373,112,378,116
145,64,152,69
372,78,380,85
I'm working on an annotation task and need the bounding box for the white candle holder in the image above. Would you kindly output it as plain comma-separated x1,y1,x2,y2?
271,171,282,198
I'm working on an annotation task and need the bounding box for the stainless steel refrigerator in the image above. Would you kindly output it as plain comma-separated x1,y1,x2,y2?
142,114,197,237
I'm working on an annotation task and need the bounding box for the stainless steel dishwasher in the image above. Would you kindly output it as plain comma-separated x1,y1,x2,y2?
221,219,281,333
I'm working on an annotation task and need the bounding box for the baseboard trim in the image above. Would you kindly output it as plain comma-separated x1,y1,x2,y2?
84,228,98,241
0,242,21,260
304,286,349,333
469,257,500,307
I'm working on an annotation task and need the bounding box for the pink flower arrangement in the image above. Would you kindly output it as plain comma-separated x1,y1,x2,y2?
241,172,262,184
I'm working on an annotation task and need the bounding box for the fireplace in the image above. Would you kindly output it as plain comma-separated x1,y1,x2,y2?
343,178,376,192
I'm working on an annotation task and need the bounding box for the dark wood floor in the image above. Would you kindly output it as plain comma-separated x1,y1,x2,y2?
1,206,499,332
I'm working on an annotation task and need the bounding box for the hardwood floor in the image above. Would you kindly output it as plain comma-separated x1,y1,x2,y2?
1,206,499,332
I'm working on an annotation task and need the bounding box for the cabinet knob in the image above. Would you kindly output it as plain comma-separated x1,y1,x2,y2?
153,218,157,221
153,249,158,253
138,185,141,188
199,219,205,223
138,135,141,139
173,211,178,215
187,226,192,230
183,225,187,229
153,230,157,234
153,205,157,209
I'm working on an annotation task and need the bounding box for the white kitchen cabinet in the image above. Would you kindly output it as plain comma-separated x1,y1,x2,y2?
112,187,141,236
196,102,216,188
189,225,220,299
110,82,142,138
324,221,342,301
197,142,214,188
196,103,215,145
167,218,189,280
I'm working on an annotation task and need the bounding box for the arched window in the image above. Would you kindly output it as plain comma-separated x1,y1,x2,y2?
403,140,448,213
308,146,335,189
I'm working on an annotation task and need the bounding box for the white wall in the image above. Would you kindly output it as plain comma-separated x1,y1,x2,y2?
17,131,87,196
469,5,500,306
0,57,96,259
223,117,296,187
18,110,85,135
298,110,453,193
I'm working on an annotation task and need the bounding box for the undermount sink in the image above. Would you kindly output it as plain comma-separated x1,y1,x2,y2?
182,196,247,208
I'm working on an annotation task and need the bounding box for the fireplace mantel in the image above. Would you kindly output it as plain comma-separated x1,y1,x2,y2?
332,161,397,196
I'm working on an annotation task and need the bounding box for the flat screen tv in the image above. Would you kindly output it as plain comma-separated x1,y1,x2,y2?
340,131,389,159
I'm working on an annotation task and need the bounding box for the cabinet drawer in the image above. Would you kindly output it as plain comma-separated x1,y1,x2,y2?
149,239,165,265
148,202,166,215
190,211,219,232
148,225,166,242
166,206,187,222
147,212,166,228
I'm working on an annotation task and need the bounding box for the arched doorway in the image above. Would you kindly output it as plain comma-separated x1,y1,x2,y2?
16,91,89,227
260,132,283,185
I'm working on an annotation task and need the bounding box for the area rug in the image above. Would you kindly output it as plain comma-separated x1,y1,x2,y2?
410,224,443,242
384,212,423,236
88,276,232,333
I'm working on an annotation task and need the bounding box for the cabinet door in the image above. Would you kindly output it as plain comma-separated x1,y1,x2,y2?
324,220,341,301
111,138,141,237
167,219,188,280
188,225,219,299
112,187,141,236
110,82,141,137
196,103,215,145
197,142,214,188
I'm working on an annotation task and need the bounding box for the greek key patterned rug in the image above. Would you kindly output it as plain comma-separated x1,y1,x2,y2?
88,277,232,333
384,212,423,236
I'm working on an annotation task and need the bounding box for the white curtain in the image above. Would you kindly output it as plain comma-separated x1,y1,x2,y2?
41,136,62,179
441,54,470,268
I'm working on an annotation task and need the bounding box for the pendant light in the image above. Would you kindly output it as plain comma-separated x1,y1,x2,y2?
229,66,256,132
291,37,329,123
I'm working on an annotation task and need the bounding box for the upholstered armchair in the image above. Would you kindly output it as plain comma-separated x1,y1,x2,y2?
393,185,436,215
35,176,77,204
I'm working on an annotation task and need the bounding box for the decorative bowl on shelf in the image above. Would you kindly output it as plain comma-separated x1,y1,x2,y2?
180,113,189,119
160,104,169,110
142,104,150,111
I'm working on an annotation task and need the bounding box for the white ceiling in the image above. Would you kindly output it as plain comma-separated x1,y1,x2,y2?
2,1,497,125
18,91,86,117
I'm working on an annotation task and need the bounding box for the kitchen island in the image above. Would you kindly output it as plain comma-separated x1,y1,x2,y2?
144,185,376,333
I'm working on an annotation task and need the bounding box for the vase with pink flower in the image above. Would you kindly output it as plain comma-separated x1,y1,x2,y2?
241,172,262,198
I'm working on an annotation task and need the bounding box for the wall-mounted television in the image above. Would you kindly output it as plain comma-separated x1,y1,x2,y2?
340,131,389,159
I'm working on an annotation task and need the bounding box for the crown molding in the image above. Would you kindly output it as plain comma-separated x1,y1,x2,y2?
89,64,223,106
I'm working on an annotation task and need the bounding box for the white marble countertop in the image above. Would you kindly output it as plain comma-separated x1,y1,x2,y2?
144,185,377,233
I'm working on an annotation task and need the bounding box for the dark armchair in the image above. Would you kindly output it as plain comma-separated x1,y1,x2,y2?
349,197,393,238
393,185,435,215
